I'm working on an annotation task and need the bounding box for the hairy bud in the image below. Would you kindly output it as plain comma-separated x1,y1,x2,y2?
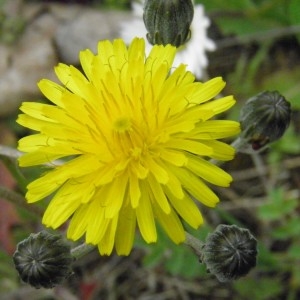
143,0,194,47
202,224,258,282
240,91,291,150
13,231,73,289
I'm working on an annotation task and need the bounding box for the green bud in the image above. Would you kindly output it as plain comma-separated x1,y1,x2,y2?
202,224,258,282
240,91,291,150
13,231,73,289
143,0,194,47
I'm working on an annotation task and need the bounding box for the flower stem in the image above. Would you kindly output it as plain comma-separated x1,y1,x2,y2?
71,243,96,260
184,231,204,258
230,136,249,152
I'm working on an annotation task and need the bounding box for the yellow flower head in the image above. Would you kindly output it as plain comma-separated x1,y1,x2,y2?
17,38,240,255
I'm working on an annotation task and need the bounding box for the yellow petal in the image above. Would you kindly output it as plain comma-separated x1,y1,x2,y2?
136,181,157,243
191,77,225,104
104,175,128,218
200,95,236,115
153,203,185,244
186,154,233,187
98,214,119,255
166,189,203,229
191,120,241,140
165,139,213,156
205,140,236,161
160,149,187,167
42,183,83,228
79,48,95,80
85,201,109,244
147,174,170,214
67,204,89,241
129,173,141,208
147,158,169,184
38,79,66,107
169,166,219,207
115,204,136,255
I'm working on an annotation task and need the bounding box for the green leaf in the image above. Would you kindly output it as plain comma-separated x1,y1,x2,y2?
288,0,300,25
287,0,300,43
198,0,290,36
164,244,206,278
165,247,187,276
261,68,300,111
291,265,300,289
257,243,279,271
136,224,211,279
141,243,166,268
0,251,17,279
195,0,255,11
287,242,300,260
271,125,300,155
272,218,300,239
216,17,280,36
258,188,297,221
258,204,283,220
234,276,283,300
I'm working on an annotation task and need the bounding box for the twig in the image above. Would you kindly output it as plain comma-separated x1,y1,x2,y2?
217,25,300,48
251,152,270,193
0,185,43,217
0,145,23,160
220,189,299,210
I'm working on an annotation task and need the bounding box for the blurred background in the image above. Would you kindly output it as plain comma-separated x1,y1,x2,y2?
0,0,300,299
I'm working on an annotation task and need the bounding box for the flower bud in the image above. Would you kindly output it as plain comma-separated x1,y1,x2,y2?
13,231,73,289
143,0,194,47
202,224,257,282
239,91,291,150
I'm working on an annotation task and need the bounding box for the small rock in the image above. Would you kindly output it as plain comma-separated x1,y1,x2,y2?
0,3,132,117
0,12,58,117
54,8,132,64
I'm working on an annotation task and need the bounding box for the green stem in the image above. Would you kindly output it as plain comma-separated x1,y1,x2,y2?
230,136,249,152
71,243,96,260
184,231,204,258
0,156,28,193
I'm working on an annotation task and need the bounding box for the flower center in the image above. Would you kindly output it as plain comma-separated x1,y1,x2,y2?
130,147,142,159
113,117,132,133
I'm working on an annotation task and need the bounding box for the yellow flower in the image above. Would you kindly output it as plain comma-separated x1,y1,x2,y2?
17,38,240,255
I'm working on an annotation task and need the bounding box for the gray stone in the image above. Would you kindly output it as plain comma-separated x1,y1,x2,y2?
0,2,132,116
0,11,58,116
54,9,132,64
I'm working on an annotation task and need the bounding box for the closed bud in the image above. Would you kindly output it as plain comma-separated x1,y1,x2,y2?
202,224,257,282
143,0,194,47
13,231,73,289
240,91,291,150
